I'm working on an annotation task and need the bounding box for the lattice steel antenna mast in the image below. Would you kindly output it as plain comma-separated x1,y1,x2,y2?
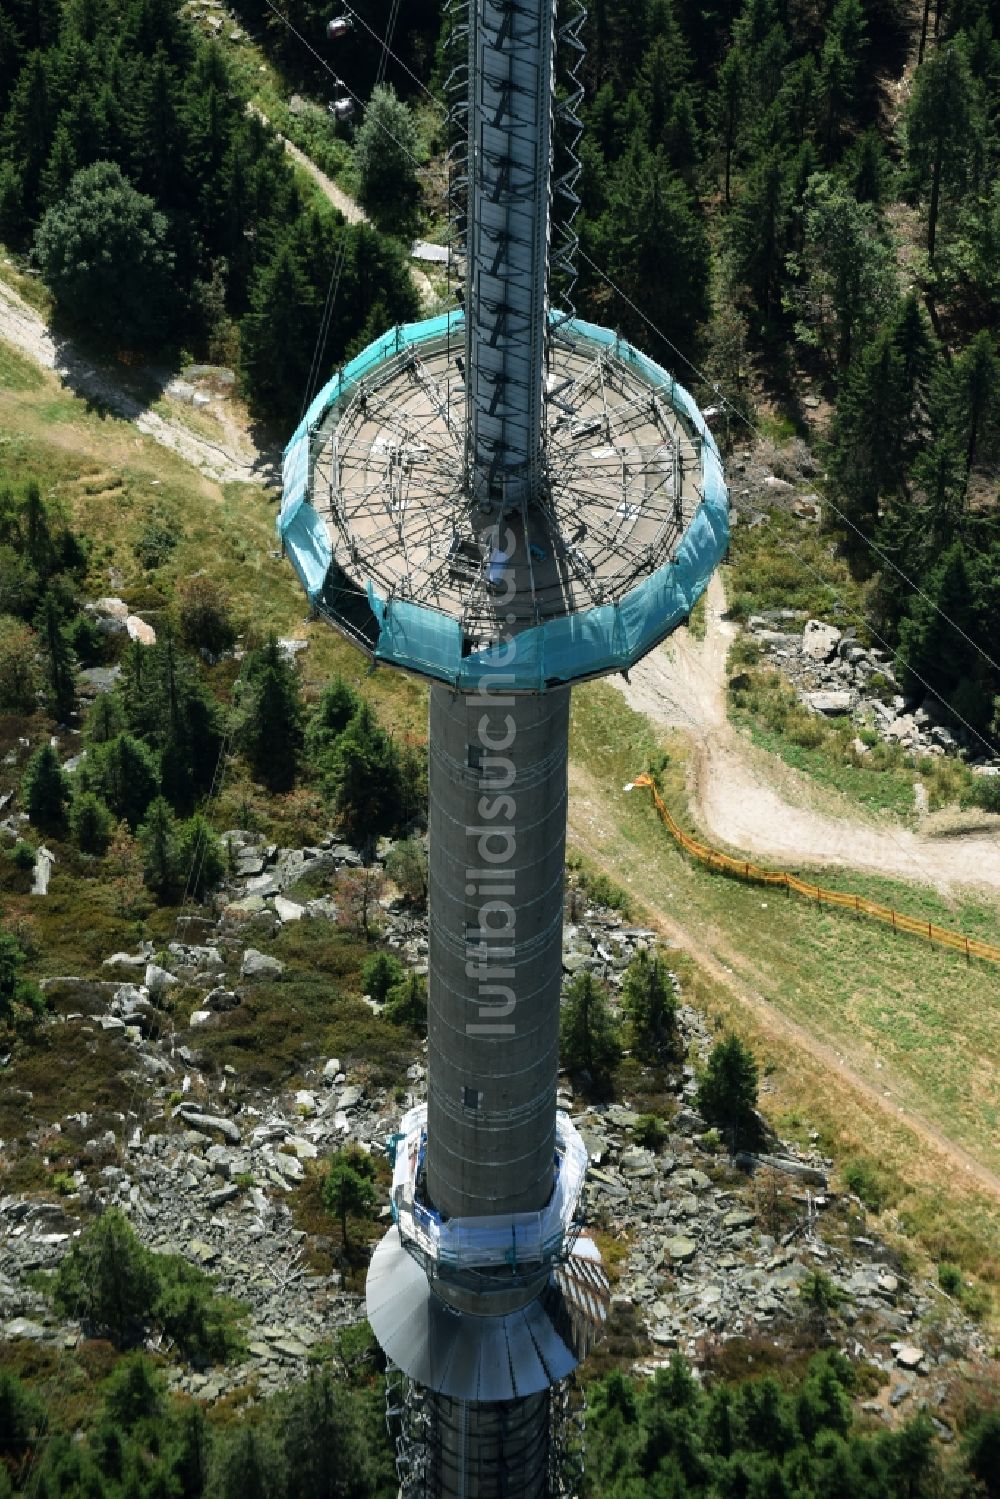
277,1,729,1492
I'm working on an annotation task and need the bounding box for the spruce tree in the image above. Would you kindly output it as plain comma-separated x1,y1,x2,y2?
828,330,909,541
697,1035,760,1147
34,589,76,721
321,1147,377,1251
138,795,180,900
328,701,404,846
623,949,677,1064
559,972,622,1093
81,733,160,829
304,676,362,766
22,741,68,830
236,636,303,792
69,790,113,856
946,331,1000,485
906,39,977,264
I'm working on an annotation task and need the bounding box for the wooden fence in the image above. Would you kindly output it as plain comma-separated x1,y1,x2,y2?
632,774,1000,966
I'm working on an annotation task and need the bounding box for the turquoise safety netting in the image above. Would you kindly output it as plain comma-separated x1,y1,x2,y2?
277,311,729,691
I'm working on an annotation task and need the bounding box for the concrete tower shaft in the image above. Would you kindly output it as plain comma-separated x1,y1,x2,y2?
465,0,556,502
426,684,569,1220
278,6,730,1493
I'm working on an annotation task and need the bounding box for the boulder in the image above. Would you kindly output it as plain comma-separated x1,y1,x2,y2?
145,964,179,998
801,620,842,662
241,949,285,980
203,987,240,1012
177,1109,240,1144
125,615,156,646
274,896,305,923
666,1236,697,1264
804,690,853,716
895,1345,926,1372
94,596,129,621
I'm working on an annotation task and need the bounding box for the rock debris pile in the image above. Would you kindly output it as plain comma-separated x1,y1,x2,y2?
0,853,990,1425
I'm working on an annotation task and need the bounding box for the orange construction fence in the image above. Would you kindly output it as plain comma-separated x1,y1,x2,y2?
632,774,1000,967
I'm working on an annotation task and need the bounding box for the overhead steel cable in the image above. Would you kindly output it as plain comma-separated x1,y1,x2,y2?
262,1,998,763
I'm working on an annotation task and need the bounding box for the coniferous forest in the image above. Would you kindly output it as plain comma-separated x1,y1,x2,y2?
3,0,996,731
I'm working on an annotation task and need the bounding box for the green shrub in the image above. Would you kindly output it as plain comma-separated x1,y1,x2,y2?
51,1209,245,1361
385,837,428,903
10,840,36,872
0,930,44,1026
151,1253,246,1363
69,790,113,855
634,1113,668,1149
969,776,1000,815
176,575,236,656
133,517,178,569
842,1158,892,1213
384,971,428,1036
362,951,405,1005
938,1261,962,1296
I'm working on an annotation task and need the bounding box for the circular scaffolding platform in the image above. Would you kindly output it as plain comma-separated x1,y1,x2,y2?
278,311,729,693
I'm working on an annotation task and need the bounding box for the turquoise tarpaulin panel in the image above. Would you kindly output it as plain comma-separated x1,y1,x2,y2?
375,599,464,682
278,310,730,689
282,500,333,601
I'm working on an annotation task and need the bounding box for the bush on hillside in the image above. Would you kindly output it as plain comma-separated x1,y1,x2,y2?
34,163,175,347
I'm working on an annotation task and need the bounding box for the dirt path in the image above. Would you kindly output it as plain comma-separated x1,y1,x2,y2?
258,114,437,310
606,573,1000,895
567,761,1000,1202
0,279,265,486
